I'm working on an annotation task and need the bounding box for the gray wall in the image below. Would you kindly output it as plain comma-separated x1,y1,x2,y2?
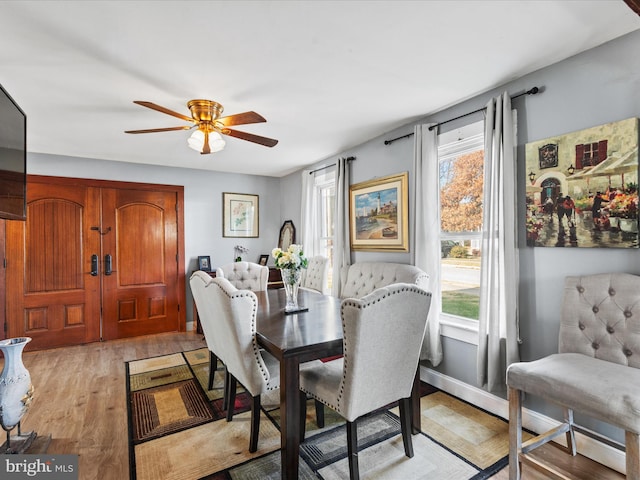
27,152,282,327
287,30,640,440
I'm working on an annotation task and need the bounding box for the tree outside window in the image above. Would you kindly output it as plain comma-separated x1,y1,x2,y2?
438,122,484,322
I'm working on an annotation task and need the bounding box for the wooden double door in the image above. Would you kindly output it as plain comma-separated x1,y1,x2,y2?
5,176,185,351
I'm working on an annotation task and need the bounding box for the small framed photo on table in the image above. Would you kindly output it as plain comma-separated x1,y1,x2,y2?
259,254,269,266
198,256,211,271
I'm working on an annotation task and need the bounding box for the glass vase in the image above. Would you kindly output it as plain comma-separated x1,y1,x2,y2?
280,268,301,312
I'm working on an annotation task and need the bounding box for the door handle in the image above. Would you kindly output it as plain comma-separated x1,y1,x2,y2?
91,254,99,276
104,254,113,276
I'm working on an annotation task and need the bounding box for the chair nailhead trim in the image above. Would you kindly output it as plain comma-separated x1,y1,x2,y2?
212,279,271,385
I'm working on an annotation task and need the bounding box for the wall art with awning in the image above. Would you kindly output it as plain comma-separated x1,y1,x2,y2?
525,117,638,248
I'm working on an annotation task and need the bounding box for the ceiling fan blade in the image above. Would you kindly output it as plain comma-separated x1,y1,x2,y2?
222,128,279,147
125,126,193,134
218,111,266,127
133,101,195,123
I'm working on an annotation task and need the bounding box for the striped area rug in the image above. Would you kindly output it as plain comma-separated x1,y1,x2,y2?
127,348,511,480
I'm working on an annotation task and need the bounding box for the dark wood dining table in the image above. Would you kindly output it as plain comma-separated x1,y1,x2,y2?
254,287,423,480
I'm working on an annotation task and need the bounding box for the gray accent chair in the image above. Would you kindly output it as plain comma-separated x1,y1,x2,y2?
507,273,640,479
216,261,269,291
339,262,428,299
300,283,432,480
300,255,329,295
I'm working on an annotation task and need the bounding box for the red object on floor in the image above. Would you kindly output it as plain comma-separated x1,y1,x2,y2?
320,355,343,363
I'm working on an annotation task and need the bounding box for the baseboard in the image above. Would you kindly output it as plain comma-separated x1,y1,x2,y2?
420,366,626,475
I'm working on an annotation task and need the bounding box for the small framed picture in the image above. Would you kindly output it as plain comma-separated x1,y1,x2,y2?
258,254,269,266
349,172,409,252
223,192,259,238
198,255,211,271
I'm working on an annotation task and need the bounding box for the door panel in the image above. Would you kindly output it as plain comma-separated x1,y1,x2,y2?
101,188,180,340
6,177,185,350
6,183,101,350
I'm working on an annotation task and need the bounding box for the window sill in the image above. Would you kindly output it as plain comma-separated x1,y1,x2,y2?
439,314,479,345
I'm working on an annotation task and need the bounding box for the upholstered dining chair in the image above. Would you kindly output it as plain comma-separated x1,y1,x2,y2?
339,262,428,299
216,261,269,291
215,261,268,409
299,283,432,480
300,255,329,295
189,271,226,392
205,276,323,453
203,276,280,452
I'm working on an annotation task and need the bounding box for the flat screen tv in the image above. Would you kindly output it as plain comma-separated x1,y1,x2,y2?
0,82,26,221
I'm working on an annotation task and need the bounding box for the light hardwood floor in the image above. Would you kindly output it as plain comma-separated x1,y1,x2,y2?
8,331,207,480
3,331,624,480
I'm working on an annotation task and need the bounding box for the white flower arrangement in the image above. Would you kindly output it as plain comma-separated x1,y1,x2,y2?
234,245,249,262
271,244,308,270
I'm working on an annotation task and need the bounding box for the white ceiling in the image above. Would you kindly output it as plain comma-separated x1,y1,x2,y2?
1,1,638,177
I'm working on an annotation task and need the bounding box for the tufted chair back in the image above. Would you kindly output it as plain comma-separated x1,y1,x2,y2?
560,273,640,366
216,261,269,291
339,262,428,299
300,255,330,295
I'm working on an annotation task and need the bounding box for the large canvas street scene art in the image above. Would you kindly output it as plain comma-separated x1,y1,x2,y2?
525,117,639,248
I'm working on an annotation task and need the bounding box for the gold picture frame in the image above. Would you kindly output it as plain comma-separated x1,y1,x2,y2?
349,172,409,252
223,192,259,238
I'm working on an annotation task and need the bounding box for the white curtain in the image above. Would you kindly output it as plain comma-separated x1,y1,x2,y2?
332,157,351,297
300,169,320,256
477,92,520,392
413,124,443,366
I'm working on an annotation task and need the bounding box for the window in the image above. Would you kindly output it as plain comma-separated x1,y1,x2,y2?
575,140,608,169
437,120,484,343
315,170,335,289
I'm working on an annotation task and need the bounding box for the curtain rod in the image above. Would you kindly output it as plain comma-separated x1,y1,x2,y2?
384,86,540,145
308,156,356,175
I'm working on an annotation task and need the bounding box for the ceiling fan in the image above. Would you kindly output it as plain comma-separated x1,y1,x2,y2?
125,99,278,154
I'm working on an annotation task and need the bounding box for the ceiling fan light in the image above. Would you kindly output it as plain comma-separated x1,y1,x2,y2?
209,131,226,152
187,129,226,153
187,130,205,151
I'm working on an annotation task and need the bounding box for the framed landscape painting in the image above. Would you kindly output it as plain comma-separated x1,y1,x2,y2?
349,172,409,252
223,192,259,238
525,117,639,248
